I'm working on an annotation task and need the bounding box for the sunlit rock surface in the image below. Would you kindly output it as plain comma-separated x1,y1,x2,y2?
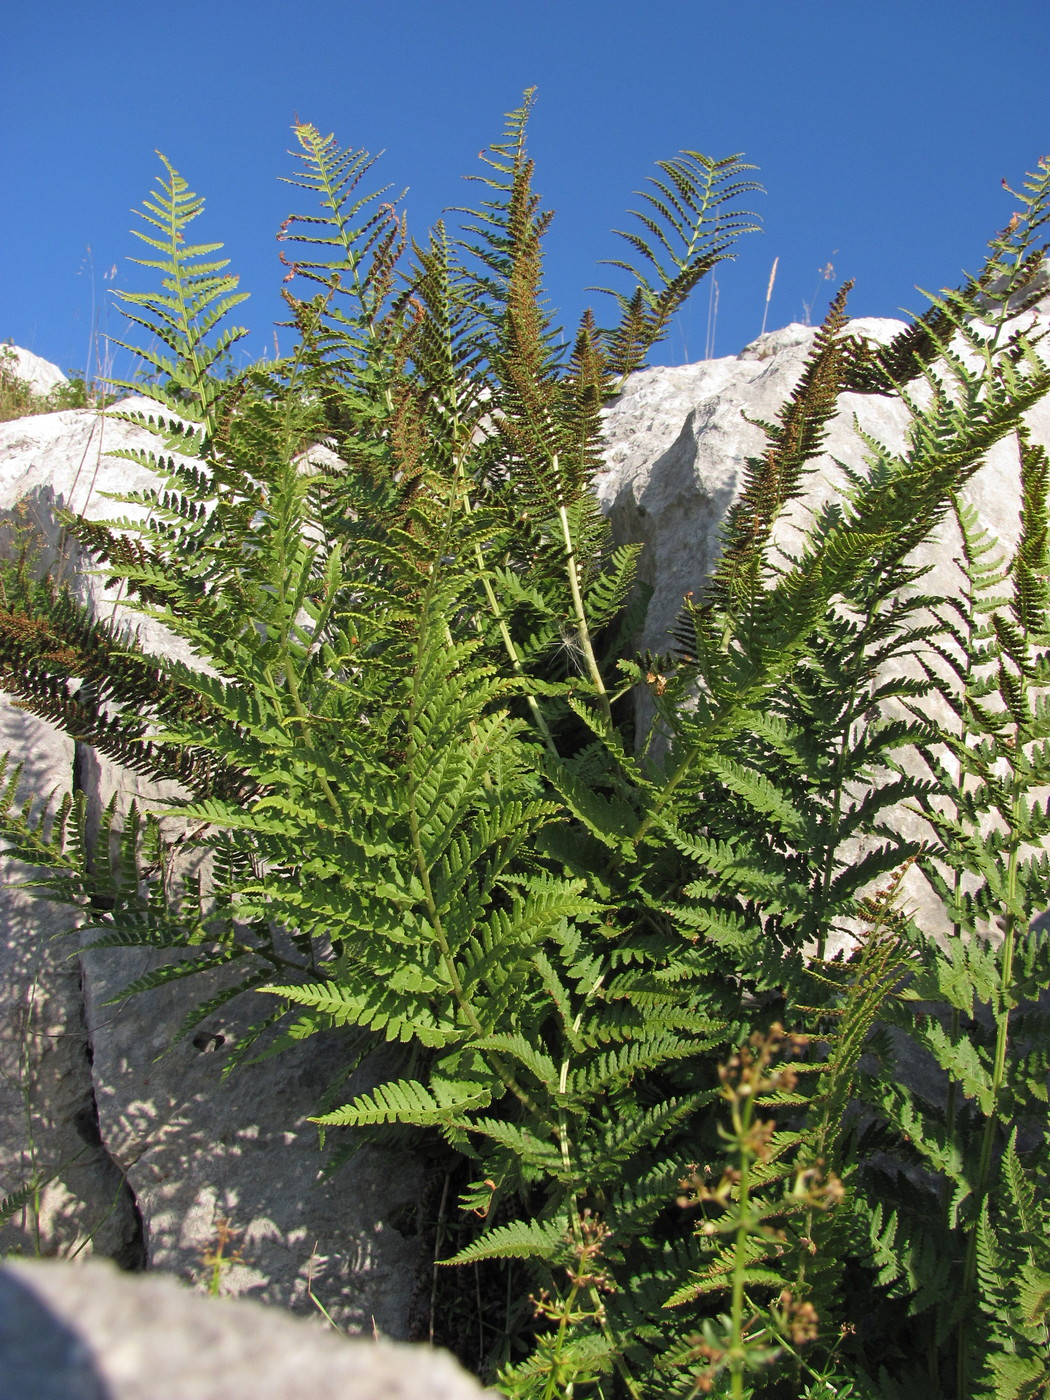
0,344,68,397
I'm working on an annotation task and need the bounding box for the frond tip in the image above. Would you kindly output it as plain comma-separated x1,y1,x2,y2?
110,153,249,424
597,151,762,380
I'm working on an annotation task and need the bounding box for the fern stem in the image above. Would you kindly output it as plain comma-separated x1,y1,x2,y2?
429,1173,451,1345
296,123,394,416
540,1275,583,1400
957,909,1019,1392
404,768,542,1119
943,492,978,1210
559,977,641,1400
452,437,558,756
403,568,546,1123
157,169,212,427
981,914,1019,1190
627,745,700,855
812,588,886,961
955,796,1022,1398
445,393,552,762
280,663,342,819
556,482,613,729
728,1090,756,1400
471,534,558,758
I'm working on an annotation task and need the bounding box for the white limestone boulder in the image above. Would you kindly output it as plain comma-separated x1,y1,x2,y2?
0,345,68,398
0,395,206,667
597,314,1048,653
0,709,142,1267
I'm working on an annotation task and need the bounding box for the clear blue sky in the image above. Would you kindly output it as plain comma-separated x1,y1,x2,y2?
2,1,1047,385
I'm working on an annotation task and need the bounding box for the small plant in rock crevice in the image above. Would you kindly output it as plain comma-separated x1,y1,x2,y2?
200,1216,246,1298
0,94,1048,1398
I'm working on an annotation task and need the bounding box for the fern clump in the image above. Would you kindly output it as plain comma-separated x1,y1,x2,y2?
1,101,1050,1399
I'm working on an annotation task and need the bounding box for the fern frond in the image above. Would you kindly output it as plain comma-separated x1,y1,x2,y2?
313,1076,493,1129
109,154,249,427
596,151,761,380
442,1216,570,1266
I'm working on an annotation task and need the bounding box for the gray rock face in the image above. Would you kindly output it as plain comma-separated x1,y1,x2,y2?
596,314,1047,656
0,1257,487,1400
0,709,142,1268
0,397,204,665
597,322,851,654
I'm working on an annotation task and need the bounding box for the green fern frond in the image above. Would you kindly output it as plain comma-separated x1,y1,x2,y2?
109,154,249,426
0,1181,41,1229
279,119,407,414
264,979,460,1049
442,1216,570,1266
712,283,854,614
313,1076,493,1129
596,150,761,380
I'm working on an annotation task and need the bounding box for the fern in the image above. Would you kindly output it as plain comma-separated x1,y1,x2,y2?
843,187,1050,1391
597,150,762,382
3,107,1050,1400
109,153,250,428
971,1137,1050,1399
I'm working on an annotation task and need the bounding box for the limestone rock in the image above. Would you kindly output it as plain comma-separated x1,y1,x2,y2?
596,314,1048,655
0,710,142,1267
0,346,67,398
77,900,425,1332
0,1257,488,1400
596,321,857,653
0,397,202,666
